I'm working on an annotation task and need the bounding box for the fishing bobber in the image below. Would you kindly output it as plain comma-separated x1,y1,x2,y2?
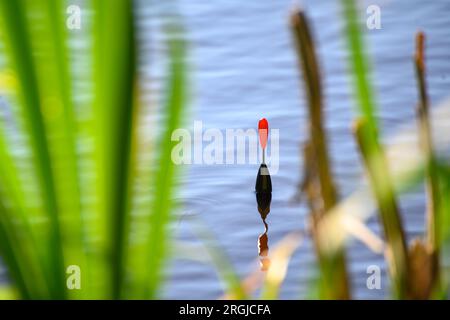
255,164,272,193
255,118,272,272
255,118,272,193
258,118,268,163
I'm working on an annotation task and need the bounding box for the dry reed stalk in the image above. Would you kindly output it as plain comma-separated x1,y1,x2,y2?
413,31,441,298
291,9,350,299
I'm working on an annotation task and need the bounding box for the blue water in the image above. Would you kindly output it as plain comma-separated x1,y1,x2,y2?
148,0,450,299
0,0,449,300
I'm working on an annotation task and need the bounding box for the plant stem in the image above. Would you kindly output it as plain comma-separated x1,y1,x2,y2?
291,9,350,299
414,31,441,296
353,119,409,298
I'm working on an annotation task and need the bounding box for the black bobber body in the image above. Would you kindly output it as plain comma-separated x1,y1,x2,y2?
255,163,272,220
255,163,272,193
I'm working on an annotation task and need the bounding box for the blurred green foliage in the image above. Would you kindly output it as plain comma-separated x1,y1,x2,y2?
0,0,187,299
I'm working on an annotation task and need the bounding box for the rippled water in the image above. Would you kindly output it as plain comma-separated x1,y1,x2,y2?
152,0,450,299
0,0,448,299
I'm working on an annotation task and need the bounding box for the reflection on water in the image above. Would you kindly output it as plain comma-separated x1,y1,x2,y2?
257,218,270,271
255,163,272,271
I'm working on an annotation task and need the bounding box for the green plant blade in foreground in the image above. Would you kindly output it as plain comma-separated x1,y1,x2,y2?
25,0,86,299
121,25,189,299
0,0,189,299
145,34,188,299
341,0,409,298
0,0,66,299
91,0,136,299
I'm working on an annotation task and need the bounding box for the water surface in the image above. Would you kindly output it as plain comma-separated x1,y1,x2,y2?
155,0,450,299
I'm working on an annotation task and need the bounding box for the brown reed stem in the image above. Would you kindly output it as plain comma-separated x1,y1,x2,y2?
415,31,441,250
291,11,337,211
414,31,441,297
291,9,350,299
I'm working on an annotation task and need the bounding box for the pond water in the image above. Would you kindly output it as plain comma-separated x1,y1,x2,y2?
0,0,448,300
150,0,450,299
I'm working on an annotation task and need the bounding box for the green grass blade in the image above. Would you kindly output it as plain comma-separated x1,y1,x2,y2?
145,33,188,299
341,0,409,298
0,201,30,299
92,0,136,299
341,0,379,136
353,119,409,298
0,125,52,298
22,0,87,298
0,0,66,299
